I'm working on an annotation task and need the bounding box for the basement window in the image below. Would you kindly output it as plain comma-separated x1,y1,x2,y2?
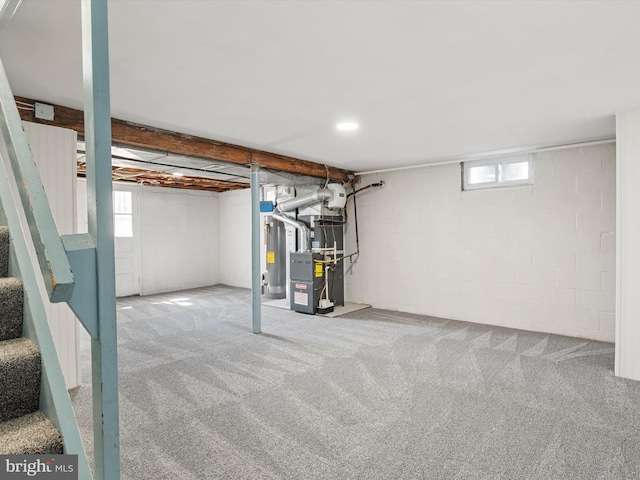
463,154,533,191
113,190,133,237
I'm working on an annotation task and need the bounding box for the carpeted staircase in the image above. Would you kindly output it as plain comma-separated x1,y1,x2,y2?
0,225,63,454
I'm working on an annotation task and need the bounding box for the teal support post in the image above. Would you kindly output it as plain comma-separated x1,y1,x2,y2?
251,164,262,334
81,1,120,479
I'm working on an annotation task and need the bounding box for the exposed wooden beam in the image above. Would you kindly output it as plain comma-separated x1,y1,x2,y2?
16,96,353,182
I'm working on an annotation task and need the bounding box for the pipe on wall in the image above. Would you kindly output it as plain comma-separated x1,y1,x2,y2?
272,212,309,253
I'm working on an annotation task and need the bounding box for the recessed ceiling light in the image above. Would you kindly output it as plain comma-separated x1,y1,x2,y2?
336,122,359,132
172,172,184,177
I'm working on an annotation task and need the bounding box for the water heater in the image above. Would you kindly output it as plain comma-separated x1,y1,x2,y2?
263,216,287,299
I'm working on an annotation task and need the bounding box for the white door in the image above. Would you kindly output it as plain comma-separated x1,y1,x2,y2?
113,184,141,297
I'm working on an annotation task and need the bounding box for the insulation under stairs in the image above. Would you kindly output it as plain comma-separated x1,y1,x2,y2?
0,225,62,454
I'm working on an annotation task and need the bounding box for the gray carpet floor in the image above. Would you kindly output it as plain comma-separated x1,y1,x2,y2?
70,285,640,479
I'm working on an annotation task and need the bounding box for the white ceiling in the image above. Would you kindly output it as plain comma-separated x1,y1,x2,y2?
1,0,639,173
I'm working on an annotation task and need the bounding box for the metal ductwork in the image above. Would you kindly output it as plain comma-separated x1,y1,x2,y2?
272,212,310,253
277,189,332,212
273,184,346,253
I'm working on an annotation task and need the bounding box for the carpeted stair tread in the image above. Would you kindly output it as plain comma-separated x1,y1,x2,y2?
0,228,64,457
0,277,23,342
0,226,8,277
0,411,63,454
0,337,40,423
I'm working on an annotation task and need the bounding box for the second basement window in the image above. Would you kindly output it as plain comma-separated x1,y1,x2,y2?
463,154,533,191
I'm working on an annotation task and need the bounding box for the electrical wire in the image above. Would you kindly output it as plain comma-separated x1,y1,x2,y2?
347,181,385,198
323,164,330,189
312,181,366,267
101,153,252,181
329,263,336,302
318,218,346,224
351,182,360,258
342,180,383,272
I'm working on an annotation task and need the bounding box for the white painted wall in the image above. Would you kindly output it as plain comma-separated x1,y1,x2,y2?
78,181,222,296
219,189,252,288
138,186,220,295
21,122,80,389
345,144,616,342
615,108,640,380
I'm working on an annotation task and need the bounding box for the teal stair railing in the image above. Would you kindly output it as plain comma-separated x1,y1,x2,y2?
0,1,119,479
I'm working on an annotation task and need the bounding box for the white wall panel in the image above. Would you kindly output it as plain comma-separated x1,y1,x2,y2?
138,186,219,295
615,108,640,380
22,122,80,389
76,177,88,233
345,144,616,342
219,189,252,288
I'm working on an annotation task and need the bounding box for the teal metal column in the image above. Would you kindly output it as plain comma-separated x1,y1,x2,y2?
81,1,120,479
251,164,261,334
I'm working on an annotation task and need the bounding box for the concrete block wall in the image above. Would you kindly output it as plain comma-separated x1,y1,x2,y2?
139,186,220,295
219,189,252,288
80,182,221,296
345,144,616,341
